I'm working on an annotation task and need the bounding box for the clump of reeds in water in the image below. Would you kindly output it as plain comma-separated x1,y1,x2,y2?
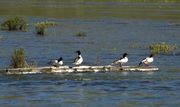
34,21,57,35
75,31,87,37
149,42,177,54
11,48,28,68
1,17,28,31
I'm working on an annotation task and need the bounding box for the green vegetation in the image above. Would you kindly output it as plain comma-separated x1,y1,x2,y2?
34,21,57,35
75,31,87,37
10,48,28,68
1,17,27,31
129,43,142,49
149,42,177,54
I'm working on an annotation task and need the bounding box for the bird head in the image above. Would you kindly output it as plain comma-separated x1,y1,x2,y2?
76,50,81,55
123,53,128,58
58,57,63,62
150,54,154,57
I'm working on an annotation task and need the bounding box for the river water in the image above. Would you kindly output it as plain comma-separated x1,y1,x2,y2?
0,0,180,107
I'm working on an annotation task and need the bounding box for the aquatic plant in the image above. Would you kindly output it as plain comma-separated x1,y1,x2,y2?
149,42,177,54
112,47,117,52
11,48,28,68
75,31,87,37
129,43,142,49
34,21,57,35
1,17,27,31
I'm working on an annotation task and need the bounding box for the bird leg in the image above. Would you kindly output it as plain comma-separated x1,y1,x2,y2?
119,63,122,67
144,63,149,67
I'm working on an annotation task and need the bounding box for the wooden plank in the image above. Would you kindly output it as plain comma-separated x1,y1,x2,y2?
0,65,159,74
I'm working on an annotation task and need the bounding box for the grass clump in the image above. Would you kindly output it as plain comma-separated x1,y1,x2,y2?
75,31,87,37
11,48,28,68
149,42,177,54
34,21,57,35
1,17,27,31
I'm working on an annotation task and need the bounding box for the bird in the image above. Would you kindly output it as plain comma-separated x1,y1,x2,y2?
51,57,63,67
112,53,128,67
139,54,154,66
73,50,83,66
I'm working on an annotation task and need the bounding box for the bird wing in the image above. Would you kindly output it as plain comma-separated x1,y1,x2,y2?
112,57,123,64
74,56,80,63
142,57,148,63
139,58,147,66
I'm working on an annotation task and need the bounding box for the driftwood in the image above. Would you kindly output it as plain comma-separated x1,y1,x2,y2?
0,65,159,74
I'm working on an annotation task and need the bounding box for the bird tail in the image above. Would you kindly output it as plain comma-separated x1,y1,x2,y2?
111,60,117,65
139,62,142,66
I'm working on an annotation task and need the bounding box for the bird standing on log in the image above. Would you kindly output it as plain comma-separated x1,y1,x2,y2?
139,54,154,66
73,50,83,66
51,57,63,67
112,53,128,67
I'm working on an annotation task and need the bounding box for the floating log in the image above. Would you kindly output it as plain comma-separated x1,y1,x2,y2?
0,65,159,74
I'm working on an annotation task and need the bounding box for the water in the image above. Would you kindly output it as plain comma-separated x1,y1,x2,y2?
0,72,180,107
0,0,180,107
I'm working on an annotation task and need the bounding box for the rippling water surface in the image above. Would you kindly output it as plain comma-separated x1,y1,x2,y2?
0,0,180,107
0,72,180,107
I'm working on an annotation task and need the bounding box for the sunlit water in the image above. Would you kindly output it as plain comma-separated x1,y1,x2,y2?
0,0,180,107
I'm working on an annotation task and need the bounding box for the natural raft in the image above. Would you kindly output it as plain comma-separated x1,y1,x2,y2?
0,65,159,74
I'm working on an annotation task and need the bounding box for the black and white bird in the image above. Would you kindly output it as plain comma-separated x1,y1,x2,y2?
73,50,83,66
112,53,128,67
139,54,154,66
51,57,63,67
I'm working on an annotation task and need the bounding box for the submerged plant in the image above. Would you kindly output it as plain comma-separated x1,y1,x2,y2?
34,21,57,35
1,17,28,31
149,42,177,54
11,48,28,68
129,43,142,49
75,31,87,37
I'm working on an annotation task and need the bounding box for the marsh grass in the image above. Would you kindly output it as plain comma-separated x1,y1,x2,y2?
75,31,87,37
11,48,28,68
1,17,27,31
35,21,57,35
149,42,177,54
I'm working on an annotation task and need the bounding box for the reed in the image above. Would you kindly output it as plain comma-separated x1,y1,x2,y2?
1,17,27,31
34,21,57,35
75,31,87,37
149,42,177,54
11,48,28,68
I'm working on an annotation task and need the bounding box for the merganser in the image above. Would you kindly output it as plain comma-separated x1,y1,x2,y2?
112,53,128,67
73,50,83,66
52,57,63,67
139,54,154,66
